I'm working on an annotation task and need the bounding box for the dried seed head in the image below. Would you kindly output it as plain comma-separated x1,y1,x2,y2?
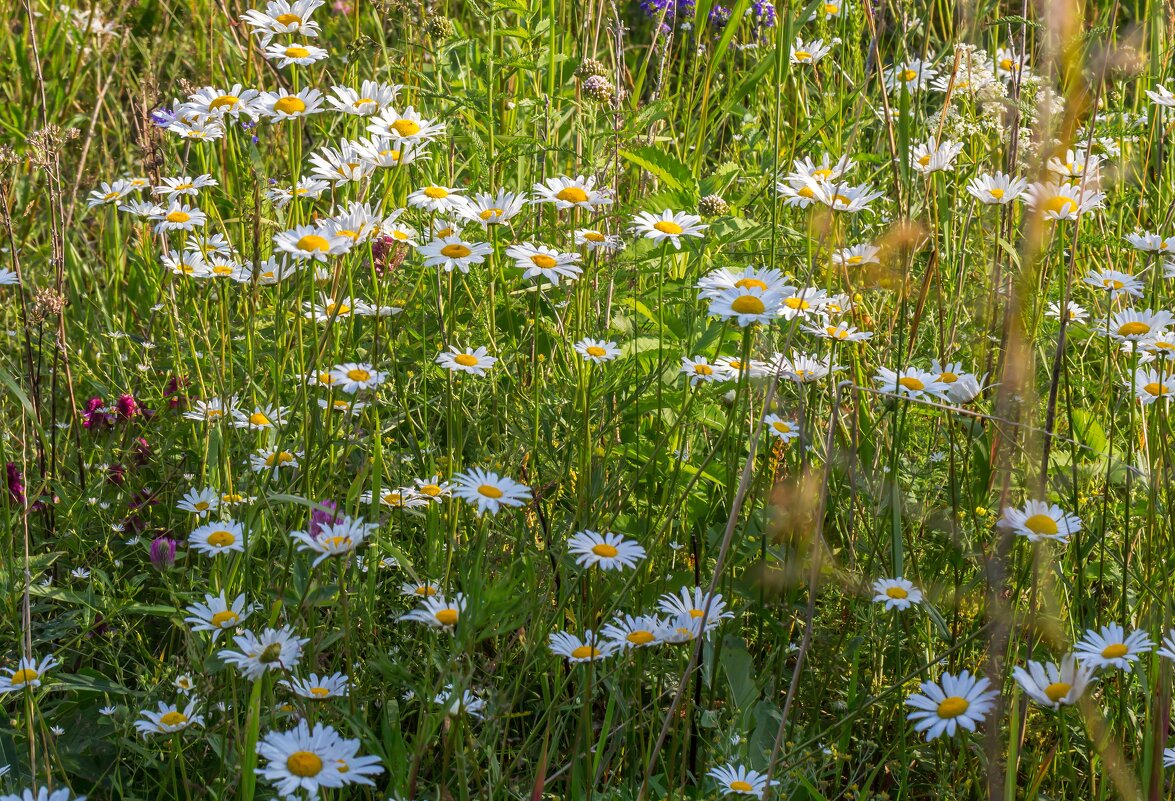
698,194,729,217
581,75,616,104
425,14,454,39
576,58,609,79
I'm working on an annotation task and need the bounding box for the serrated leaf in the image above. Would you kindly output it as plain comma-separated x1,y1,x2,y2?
619,146,696,193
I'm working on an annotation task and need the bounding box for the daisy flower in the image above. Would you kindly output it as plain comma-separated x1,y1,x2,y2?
566,530,646,570
452,468,531,514
240,0,324,44
273,225,349,261
803,321,873,342
161,250,209,278
281,672,350,700
362,487,428,509
182,84,260,118
998,500,1081,544
327,81,401,115
177,486,219,516
167,118,226,142
1046,300,1089,323
886,59,938,92
708,764,775,798
1046,148,1103,180
233,404,287,430
911,138,964,174
183,397,236,423
630,209,707,249
218,626,308,679
398,593,466,629
531,174,613,210
1012,654,1096,708
264,41,328,67
189,520,246,556
790,37,832,65
1102,309,1173,342
184,591,255,641
1024,181,1103,221
930,359,986,404
367,105,447,144
830,244,881,267
0,655,59,693
994,47,1028,79
258,87,325,121
763,414,800,443
905,670,997,740
1074,624,1154,671
873,366,950,400
250,448,302,476
658,587,734,633
966,172,1027,204
505,242,583,285
436,346,498,377
134,700,204,736
327,363,386,394
601,614,665,649
308,143,374,184
1125,230,1175,252
417,235,493,273
87,179,135,207
574,228,624,251
872,577,923,610
401,581,441,598
696,266,789,299
290,515,379,567
256,720,382,797
707,286,782,326
458,189,527,226
152,201,206,234
1132,368,1175,405
548,630,618,663
268,179,331,208
574,338,621,363
681,355,725,384
408,184,467,214
434,685,486,719
154,174,218,198
778,286,832,320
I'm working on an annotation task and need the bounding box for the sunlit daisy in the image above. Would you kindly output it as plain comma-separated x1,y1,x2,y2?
506,242,583,284
398,593,467,629
574,228,624,251
658,587,734,633
240,0,324,44
548,630,618,663
327,81,401,115
250,448,302,476
1025,181,1103,221
184,591,255,641
218,626,308,679
152,201,207,234
966,172,1028,205
281,672,350,700
367,105,447,144
630,209,707,249
274,225,350,261
574,338,621,363
998,500,1081,544
327,363,387,394
290,515,379,567
707,285,782,326
531,175,613,210
233,404,287,430
601,614,665,649
708,764,775,798
681,355,726,384
452,467,531,514
872,577,923,610
154,174,218,198
905,670,997,740
418,235,493,273
873,366,949,400
190,520,246,556
763,414,800,443
458,189,527,227
183,84,260,119
134,699,204,736
566,530,646,570
1013,655,1096,708
790,37,832,65
436,346,498,376
256,720,382,797
1132,368,1175,405
1102,309,1173,342
177,486,219,517
1083,268,1144,299
0,655,59,693
1074,624,1153,671
259,87,325,121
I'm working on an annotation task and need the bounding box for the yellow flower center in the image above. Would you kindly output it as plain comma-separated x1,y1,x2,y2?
414,585,438,596
988,188,1005,199
1103,279,1125,290
286,751,323,777
937,696,970,718
847,255,863,264
628,630,656,645
420,484,442,496
434,608,459,626
324,302,350,316
531,254,558,269
730,295,766,315
9,668,37,686
323,535,353,549
273,96,307,115
454,353,479,367
772,421,791,433
193,501,210,511
591,543,619,558
939,372,958,383
999,58,1013,70
1118,321,1151,336
898,377,924,391
735,277,768,290
353,98,375,108
477,484,504,498
391,119,421,137
556,187,589,203
688,609,705,619
309,686,331,697
729,781,755,793
274,12,302,24
785,297,810,310
798,186,816,199
583,231,606,242
423,186,449,199
570,645,600,659
885,586,908,599
653,221,684,235
794,51,811,61
1102,643,1129,659
694,364,713,375
296,234,330,252
917,154,932,166
166,211,191,223
1023,514,1058,536
346,368,370,382
207,530,236,548
586,346,607,357
479,208,504,220
823,2,838,12
249,412,271,426
209,96,238,113
441,244,471,258
1144,382,1168,396
1044,682,1071,702
210,610,239,627
1044,195,1075,216
223,493,243,503
265,451,296,466
173,182,194,191
159,711,188,726
901,69,918,81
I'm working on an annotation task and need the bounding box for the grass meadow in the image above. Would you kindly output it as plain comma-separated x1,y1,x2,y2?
1,0,1174,798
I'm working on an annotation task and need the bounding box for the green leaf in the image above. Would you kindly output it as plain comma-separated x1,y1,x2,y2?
619,146,697,193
